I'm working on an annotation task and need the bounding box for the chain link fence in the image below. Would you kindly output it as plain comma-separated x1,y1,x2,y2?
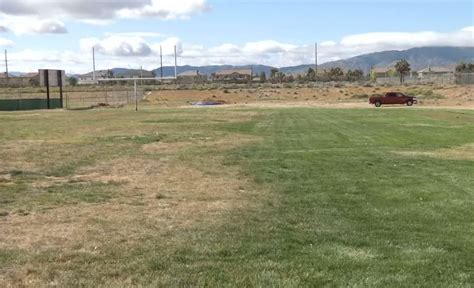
63,89,145,109
0,86,146,111
375,73,474,85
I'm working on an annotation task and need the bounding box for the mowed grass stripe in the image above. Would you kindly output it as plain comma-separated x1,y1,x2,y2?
223,108,473,286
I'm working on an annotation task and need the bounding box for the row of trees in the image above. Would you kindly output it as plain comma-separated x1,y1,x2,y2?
259,67,366,83
455,62,474,73
260,59,413,84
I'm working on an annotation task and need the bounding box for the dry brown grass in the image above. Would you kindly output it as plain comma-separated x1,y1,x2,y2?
0,138,260,286
0,110,263,286
394,143,474,161
145,85,474,108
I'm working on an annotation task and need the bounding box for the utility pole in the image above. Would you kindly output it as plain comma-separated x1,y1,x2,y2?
4,49,9,87
92,47,96,82
174,45,178,85
140,65,143,97
174,45,177,78
160,45,163,83
315,42,318,80
134,79,138,112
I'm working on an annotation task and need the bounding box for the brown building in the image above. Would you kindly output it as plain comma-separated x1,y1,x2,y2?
417,66,454,78
371,67,398,78
212,68,252,83
178,70,208,84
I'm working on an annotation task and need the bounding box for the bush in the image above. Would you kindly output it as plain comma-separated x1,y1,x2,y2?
407,88,445,99
351,93,369,99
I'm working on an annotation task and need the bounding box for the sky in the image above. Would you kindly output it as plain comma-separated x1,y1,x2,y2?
0,0,473,74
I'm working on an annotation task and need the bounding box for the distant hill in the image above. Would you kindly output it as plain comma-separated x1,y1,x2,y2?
326,46,474,72
72,46,473,78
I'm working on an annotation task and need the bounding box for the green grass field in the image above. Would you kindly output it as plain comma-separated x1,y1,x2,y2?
0,106,473,287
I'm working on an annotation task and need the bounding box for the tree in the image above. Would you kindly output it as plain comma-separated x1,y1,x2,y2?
346,69,364,81
329,67,344,81
395,59,411,84
270,68,279,80
456,62,474,73
276,72,285,83
369,68,377,82
67,77,78,86
259,71,267,83
307,67,316,81
296,74,305,84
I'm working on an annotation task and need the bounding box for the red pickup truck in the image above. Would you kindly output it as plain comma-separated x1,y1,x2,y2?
369,92,417,107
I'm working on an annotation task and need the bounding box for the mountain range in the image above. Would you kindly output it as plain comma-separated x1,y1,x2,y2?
13,46,472,77
141,47,473,77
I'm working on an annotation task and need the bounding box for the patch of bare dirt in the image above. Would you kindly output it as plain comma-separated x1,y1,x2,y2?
142,133,260,154
0,132,261,286
1,156,260,286
145,85,474,108
0,140,65,173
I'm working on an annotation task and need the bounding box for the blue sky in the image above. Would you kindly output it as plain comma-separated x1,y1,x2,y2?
0,0,473,73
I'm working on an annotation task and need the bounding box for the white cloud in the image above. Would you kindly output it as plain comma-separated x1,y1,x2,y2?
320,41,336,47
0,0,209,34
0,15,68,35
80,35,182,58
105,32,165,38
209,43,241,55
340,29,473,50
117,0,210,20
0,0,209,21
4,49,85,73
0,37,14,46
80,36,152,57
461,26,474,33
5,26,474,73
1,0,150,19
152,37,183,55
243,40,297,54
33,20,67,34
314,26,474,62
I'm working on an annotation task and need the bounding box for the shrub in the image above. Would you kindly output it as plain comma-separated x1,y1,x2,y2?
351,93,369,99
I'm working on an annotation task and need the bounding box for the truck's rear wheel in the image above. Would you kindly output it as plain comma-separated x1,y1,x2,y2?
406,100,413,106
375,101,382,107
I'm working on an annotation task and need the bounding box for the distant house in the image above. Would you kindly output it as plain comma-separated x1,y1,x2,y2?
371,67,398,78
177,70,207,84
417,66,454,78
23,72,40,86
0,72,10,86
116,70,155,79
213,68,252,83
78,70,113,84
0,72,39,87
